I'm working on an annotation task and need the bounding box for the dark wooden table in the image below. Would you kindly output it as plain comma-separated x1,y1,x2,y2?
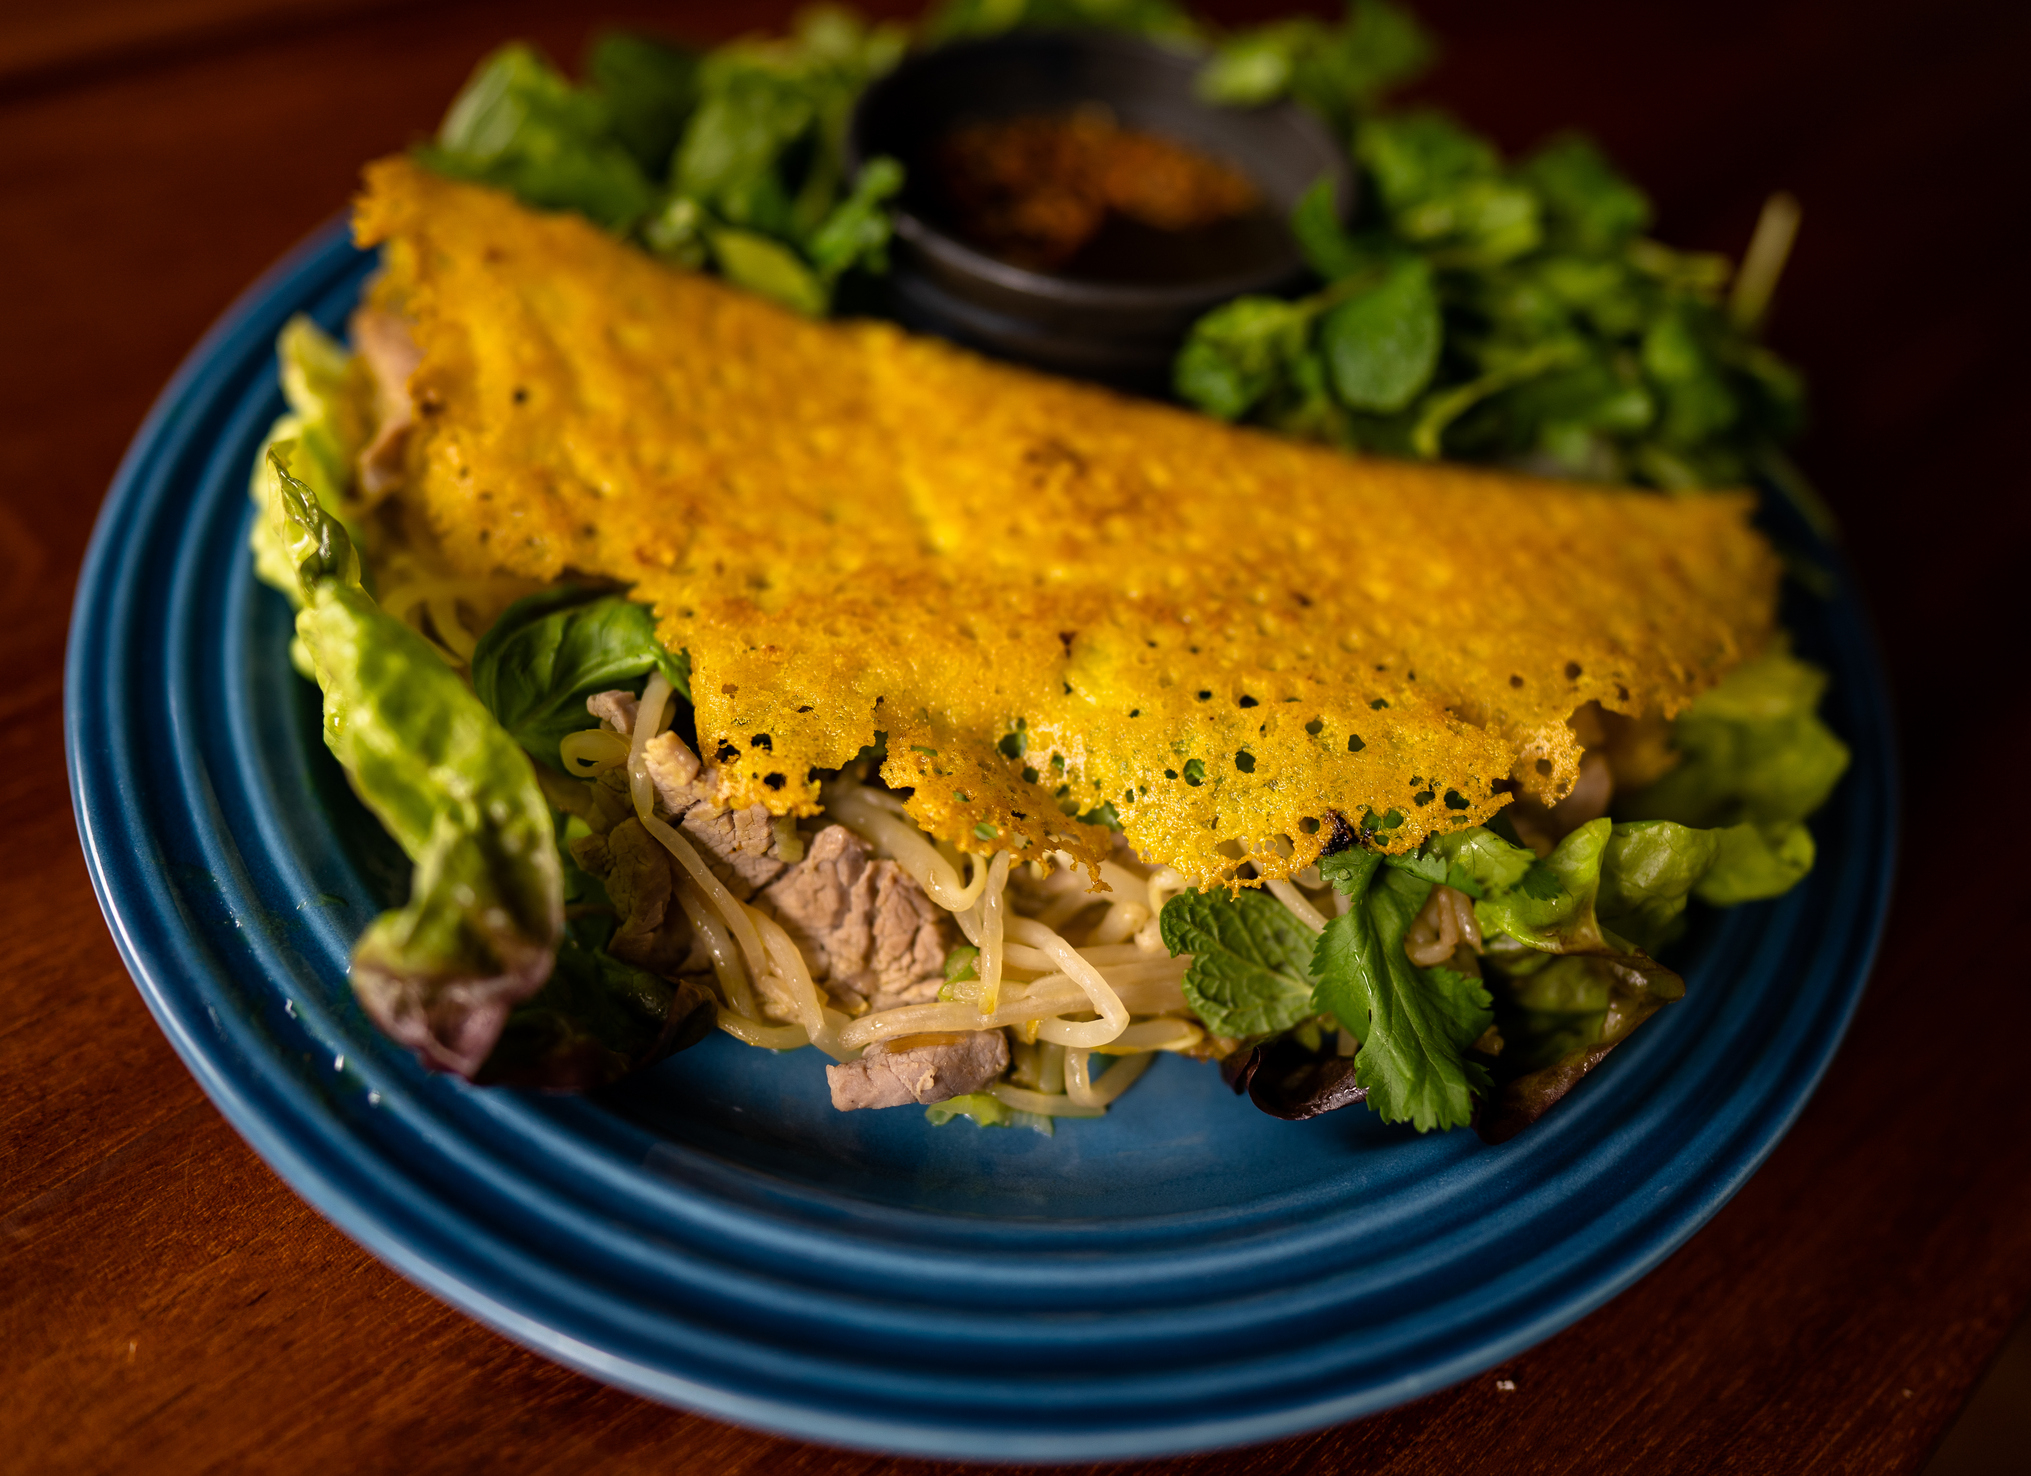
4,1,2026,1471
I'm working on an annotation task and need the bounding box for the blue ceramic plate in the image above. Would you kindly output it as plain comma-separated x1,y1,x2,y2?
66,221,1897,1462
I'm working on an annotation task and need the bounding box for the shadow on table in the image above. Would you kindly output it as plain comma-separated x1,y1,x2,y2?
1927,1313,2031,1474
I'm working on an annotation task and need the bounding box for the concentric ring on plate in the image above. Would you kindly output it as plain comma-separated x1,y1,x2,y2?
65,220,1896,1461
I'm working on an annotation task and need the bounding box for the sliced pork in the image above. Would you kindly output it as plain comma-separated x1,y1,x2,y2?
826,1031,1010,1111
349,306,422,500
585,691,795,899
761,825,954,1011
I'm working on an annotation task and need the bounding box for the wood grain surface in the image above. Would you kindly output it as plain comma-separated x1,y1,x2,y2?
3,1,2026,1471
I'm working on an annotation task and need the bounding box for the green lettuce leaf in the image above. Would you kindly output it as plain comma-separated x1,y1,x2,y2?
260,444,564,1079
1478,948,1684,1143
1622,649,1850,832
1698,820,1816,906
1314,850,1492,1131
470,586,692,771
248,316,370,608
1594,819,1719,952
1409,820,1692,1138
925,1090,1055,1135
1159,888,1319,1039
476,918,715,1090
1620,649,1845,908
1426,818,1610,953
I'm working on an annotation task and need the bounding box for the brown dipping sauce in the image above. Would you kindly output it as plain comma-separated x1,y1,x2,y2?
931,107,1288,284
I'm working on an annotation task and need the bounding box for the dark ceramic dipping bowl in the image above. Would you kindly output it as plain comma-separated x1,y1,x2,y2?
847,32,1351,391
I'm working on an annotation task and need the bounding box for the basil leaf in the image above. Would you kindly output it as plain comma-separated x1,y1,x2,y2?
1160,888,1319,1039
470,586,691,771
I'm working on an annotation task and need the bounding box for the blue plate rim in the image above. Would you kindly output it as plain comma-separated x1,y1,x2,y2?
64,215,1901,1462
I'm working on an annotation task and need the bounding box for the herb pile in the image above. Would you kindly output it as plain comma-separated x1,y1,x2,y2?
423,0,1807,492
1157,648,1846,1137
425,11,909,315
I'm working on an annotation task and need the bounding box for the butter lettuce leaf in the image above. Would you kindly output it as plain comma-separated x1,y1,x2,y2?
1617,649,1844,912
261,444,563,1079
249,315,370,609
1160,887,1318,1040
1595,819,1719,952
1478,948,1684,1143
476,919,715,1090
1698,820,1816,905
1424,818,1609,954
1621,649,1849,833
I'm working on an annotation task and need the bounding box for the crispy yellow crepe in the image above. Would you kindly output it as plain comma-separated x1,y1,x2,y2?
355,158,1779,885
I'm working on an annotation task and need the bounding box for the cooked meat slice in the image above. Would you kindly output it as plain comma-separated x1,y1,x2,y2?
638,728,702,805
350,306,422,500
580,693,791,899
586,688,639,737
566,819,700,977
678,802,789,898
761,825,954,1009
601,820,673,966
566,830,612,877
826,1031,1011,1111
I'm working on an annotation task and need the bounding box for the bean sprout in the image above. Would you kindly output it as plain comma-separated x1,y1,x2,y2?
989,1082,1104,1117
1266,877,1328,934
674,879,759,1020
827,783,986,910
1063,1049,1154,1107
628,672,672,819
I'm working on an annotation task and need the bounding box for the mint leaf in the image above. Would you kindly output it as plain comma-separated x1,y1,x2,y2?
1159,889,1318,1039
1312,851,1491,1131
